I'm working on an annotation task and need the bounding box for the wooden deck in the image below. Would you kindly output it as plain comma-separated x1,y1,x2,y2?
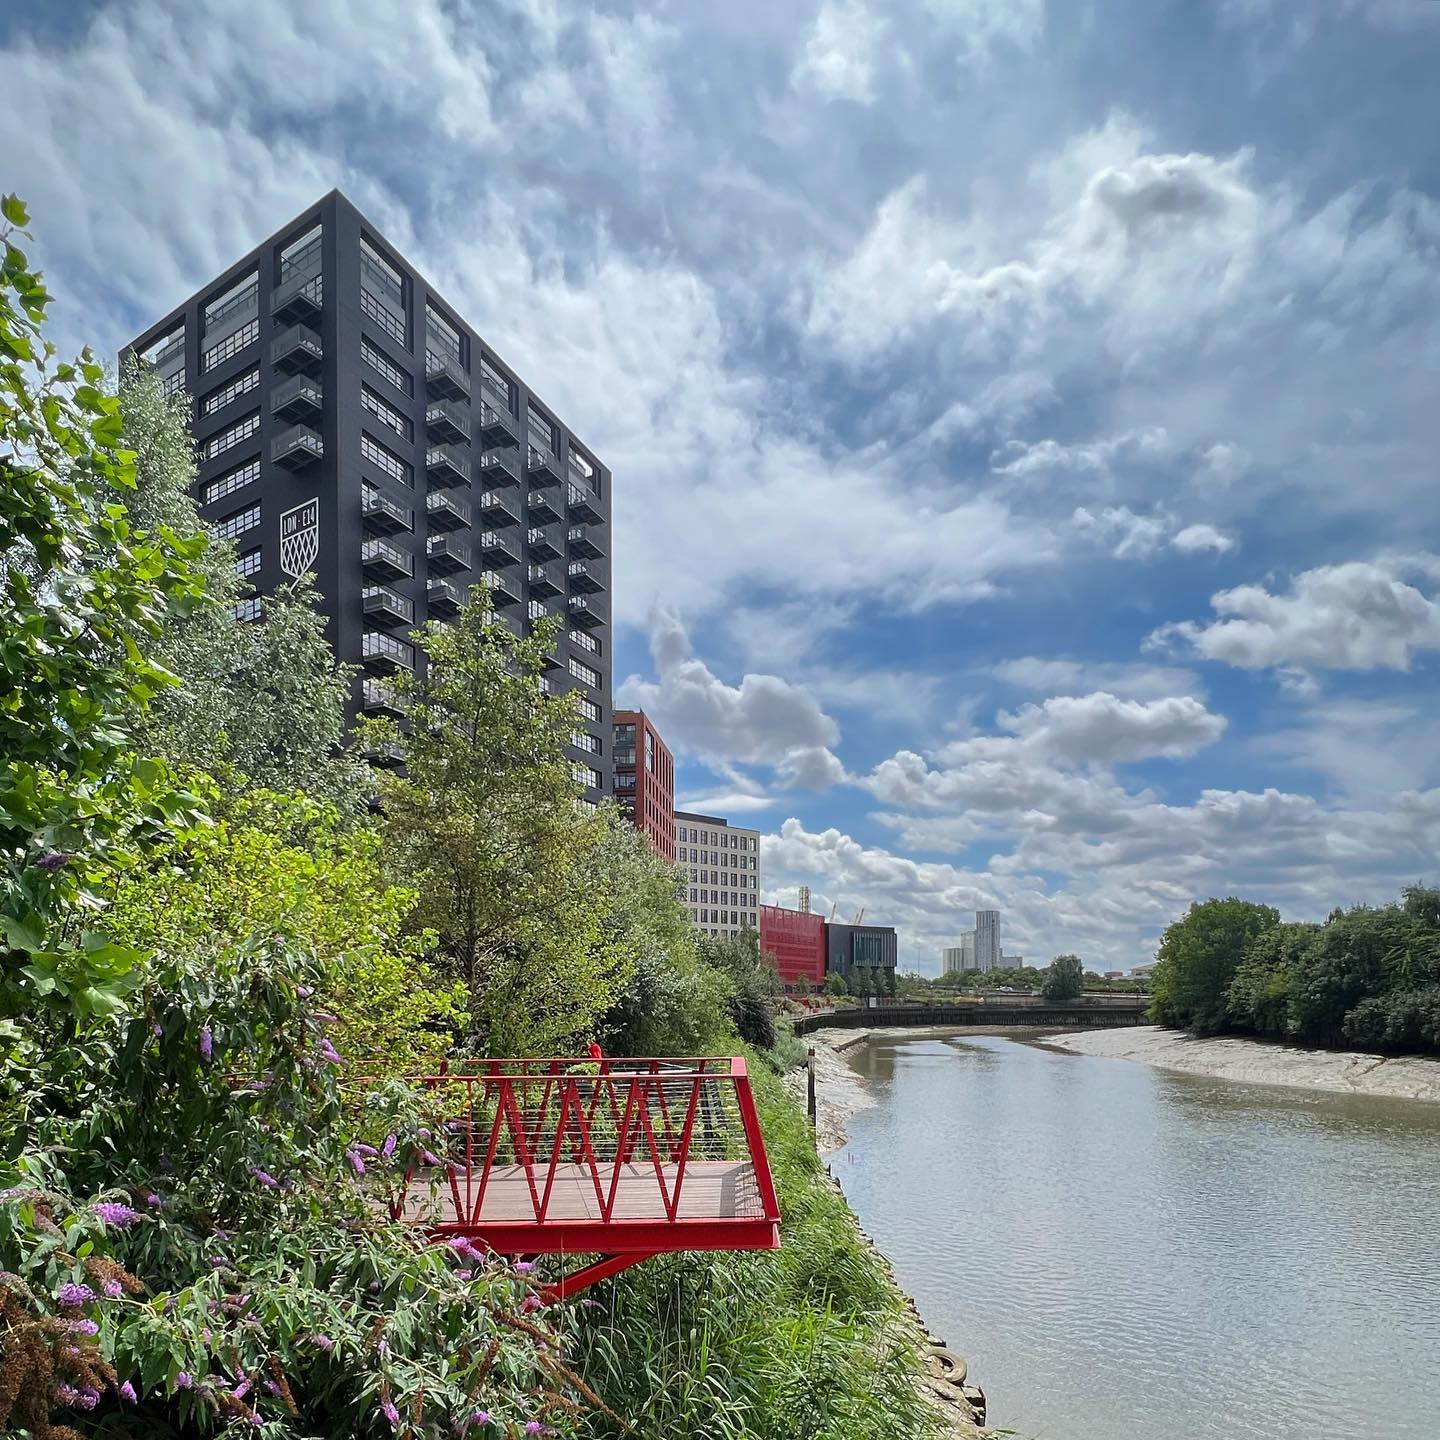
397,1159,763,1227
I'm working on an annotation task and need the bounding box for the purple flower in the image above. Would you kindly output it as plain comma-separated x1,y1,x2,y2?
368,1279,382,1292
36,849,68,872
101,1279,123,1298
514,1261,534,1274
420,1150,441,1167
355,1143,378,1157
381,1398,400,1427
175,1371,193,1390
455,1269,472,1280
53,1382,81,1406
232,1378,251,1399
581,1297,600,1308
377,1339,389,1358
152,1023,164,1038
319,1040,343,1066
524,1423,546,1437
470,1412,492,1429
66,1317,99,1335
314,1012,340,1026
520,1295,543,1314
119,1381,138,1403
263,1380,280,1396
346,1150,366,1175
76,1388,100,1411
381,1133,397,1159
296,985,313,998
56,1282,94,1307
311,1334,335,1353
199,1024,213,1062
252,1169,280,1189
145,1193,162,1207
93,1200,140,1229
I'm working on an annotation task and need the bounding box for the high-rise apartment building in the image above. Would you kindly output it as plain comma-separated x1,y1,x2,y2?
942,933,977,974
612,709,674,861
123,190,612,799
975,910,1001,972
674,810,760,937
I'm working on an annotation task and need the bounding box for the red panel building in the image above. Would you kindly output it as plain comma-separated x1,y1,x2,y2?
612,709,675,862
760,904,827,989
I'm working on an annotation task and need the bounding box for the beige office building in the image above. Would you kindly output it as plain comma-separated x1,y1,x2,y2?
674,809,761,937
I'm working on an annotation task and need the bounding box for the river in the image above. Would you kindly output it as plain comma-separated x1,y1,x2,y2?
832,1031,1440,1440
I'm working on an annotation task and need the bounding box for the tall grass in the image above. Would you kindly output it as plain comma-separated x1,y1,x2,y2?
566,1059,942,1439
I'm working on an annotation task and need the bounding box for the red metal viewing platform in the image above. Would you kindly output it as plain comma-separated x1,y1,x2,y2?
384,1056,782,1298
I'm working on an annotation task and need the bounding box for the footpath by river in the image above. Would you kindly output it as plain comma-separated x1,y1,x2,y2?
807,1024,1440,1440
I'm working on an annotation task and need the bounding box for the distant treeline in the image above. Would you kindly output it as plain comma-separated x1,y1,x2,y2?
1150,887,1440,1054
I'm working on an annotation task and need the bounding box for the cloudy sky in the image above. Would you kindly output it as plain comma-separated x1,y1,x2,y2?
5,0,1440,972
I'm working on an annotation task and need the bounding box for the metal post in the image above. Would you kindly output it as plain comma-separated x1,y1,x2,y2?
806,1047,817,1130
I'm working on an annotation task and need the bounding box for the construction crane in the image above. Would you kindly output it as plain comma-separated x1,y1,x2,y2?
852,908,866,925
828,900,837,923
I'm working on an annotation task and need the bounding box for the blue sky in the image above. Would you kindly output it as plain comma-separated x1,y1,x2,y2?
4,0,1439,972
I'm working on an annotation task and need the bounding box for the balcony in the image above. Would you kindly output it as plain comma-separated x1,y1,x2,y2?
567,592,607,629
526,524,562,562
426,533,470,575
426,443,471,488
528,562,563,599
478,489,519,527
271,373,323,423
362,629,416,674
567,482,604,525
427,575,468,616
480,567,520,607
478,447,520,486
478,401,519,448
479,528,519,567
271,323,323,375
567,557,606,594
271,423,323,470
360,677,406,717
425,349,468,400
567,523,606,560
426,489,471,531
363,738,406,769
527,445,564,487
425,397,470,445
362,486,414,536
271,270,323,325
361,537,414,581
527,488,562,526
363,583,414,627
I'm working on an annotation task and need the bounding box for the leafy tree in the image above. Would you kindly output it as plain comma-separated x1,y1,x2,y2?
0,196,207,1026
1225,921,1318,1036
117,361,370,816
369,597,630,1054
823,972,849,997
1148,898,1280,1032
697,930,778,1049
1041,953,1084,1001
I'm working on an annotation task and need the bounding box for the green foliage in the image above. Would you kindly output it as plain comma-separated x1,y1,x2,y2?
98,786,463,1067
697,931,778,1050
823,972,849,997
1147,898,1280,1032
1041,953,1085,1001
117,361,370,817
369,597,630,1055
0,203,207,1026
564,1061,940,1440
1225,921,1318,1036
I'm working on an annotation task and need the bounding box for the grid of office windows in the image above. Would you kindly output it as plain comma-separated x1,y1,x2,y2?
360,431,412,486
481,357,513,408
235,547,262,579
572,730,602,756
360,238,407,346
215,504,261,541
675,817,761,937
201,318,259,373
202,458,260,507
361,288,405,345
569,628,600,656
205,412,260,459
577,696,601,723
527,404,555,454
569,446,599,493
279,225,322,284
573,764,601,790
361,384,412,441
362,337,411,394
162,371,188,398
204,273,258,329
201,367,259,416
233,597,262,623
426,303,462,360
568,657,600,688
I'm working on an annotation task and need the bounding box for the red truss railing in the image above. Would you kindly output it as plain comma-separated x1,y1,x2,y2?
381,1056,781,1298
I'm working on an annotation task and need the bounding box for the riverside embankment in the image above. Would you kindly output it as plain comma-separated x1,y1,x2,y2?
1044,1023,1440,1100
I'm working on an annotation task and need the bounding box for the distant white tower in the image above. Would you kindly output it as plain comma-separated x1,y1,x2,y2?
975,911,1001,973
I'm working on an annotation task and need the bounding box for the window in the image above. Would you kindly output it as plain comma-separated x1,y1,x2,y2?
361,431,412,486
645,731,654,767
527,404,555,455
361,238,404,306
568,657,600,688
481,357,513,408
573,764,600,789
141,323,185,368
572,730,601,756
362,337,411,394
279,224,322,283
362,384,412,440
678,826,688,842
204,273,258,331
425,302,462,360
235,547,262,579
205,412,260,460
201,318,259,372
161,371,188,398
201,367,259,416
233,597,262,623
361,286,406,345
215,504,261,541
202,457,260,507
569,627,600,656
569,445,599,493
578,695,601,723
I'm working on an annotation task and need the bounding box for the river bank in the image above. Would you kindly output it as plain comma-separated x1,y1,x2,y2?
1043,1023,1440,1100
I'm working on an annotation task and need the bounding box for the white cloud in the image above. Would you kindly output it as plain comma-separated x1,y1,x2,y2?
993,692,1228,765
990,657,1205,701
1155,558,1440,674
1171,523,1235,555
618,610,845,785
1073,505,1172,558
792,1,882,103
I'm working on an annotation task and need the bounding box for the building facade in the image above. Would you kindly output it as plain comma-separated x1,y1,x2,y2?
759,904,827,988
975,910,1001,972
124,190,612,800
673,810,760,937
612,709,674,861
825,922,899,987
942,933,978,974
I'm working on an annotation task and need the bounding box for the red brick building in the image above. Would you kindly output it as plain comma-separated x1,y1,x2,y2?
760,904,827,988
612,709,674,862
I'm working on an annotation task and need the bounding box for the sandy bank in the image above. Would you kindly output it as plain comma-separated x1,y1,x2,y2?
1043,1024,1440,1102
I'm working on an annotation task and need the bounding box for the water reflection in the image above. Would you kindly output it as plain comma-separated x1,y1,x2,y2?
832,1033,1440,1440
